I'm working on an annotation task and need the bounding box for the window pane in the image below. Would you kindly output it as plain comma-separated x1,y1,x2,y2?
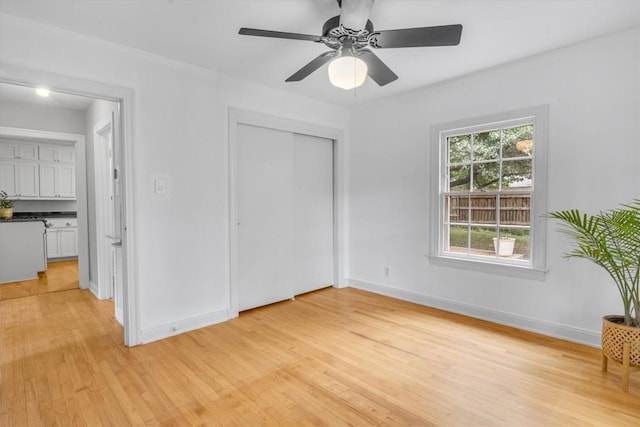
501,159,532,191
499,227,530,260
473,130,500,161
447,195,468,224
447,224,469,254
469,194,496,225
502,124,533,159
448,164,471,191
500,195,530,226
448,135,471,164
472,162,500,191
470,226,497,257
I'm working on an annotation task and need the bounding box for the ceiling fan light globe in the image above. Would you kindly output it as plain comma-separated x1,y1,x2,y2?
328,56,368,89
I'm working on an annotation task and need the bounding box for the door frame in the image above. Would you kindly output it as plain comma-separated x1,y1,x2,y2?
0,63,139,346
228,108,347,318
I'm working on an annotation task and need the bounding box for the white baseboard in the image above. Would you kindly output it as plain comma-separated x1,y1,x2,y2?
115,307,124,326
347,278,601,348
89,280,100,299
139,309,230,344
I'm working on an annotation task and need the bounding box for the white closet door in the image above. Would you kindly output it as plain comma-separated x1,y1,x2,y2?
293,133,334,295
237,124,295,311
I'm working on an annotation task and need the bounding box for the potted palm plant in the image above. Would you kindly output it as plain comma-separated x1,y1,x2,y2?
0,190,15,219
549,201,640,391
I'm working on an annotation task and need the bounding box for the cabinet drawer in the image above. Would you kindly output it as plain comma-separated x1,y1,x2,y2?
45,217,78,228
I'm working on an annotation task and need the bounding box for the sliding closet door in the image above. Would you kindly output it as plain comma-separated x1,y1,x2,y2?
236,124,334,312
293,133,334,295
237,124,295,311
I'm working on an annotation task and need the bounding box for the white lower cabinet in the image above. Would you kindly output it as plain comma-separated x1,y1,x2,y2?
46,218,78,259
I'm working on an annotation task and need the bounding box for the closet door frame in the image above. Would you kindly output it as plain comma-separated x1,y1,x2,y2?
228,108,346,318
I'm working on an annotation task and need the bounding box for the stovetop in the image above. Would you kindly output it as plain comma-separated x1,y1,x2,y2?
13,211,77,219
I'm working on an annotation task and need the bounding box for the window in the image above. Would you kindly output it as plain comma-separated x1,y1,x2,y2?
429,106,548,279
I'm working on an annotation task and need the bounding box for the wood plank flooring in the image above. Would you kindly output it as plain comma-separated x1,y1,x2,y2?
1,287,638,426
0,260,78,301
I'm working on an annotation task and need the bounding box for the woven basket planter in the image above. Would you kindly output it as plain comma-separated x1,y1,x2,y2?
0,207,13,219
601,315,640,391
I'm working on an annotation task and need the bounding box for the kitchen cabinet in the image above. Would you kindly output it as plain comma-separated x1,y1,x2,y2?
0,160,39,198
0,220,47,284
0,141,38,161
0,140,76,200
46,217,78,259
39,144,75,164
39,163,76,199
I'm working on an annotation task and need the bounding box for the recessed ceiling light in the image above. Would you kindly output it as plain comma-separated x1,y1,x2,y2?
35,87,50,97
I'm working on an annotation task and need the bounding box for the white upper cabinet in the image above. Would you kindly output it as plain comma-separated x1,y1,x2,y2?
0,161,39,198
39,144,75,164
0,140,75,200
0,161,17,195
0,141,38,161
39,163,75,199
17,162,39,197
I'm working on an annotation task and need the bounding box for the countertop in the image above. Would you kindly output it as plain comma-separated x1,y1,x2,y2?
0,211,76,224
0,218,46,224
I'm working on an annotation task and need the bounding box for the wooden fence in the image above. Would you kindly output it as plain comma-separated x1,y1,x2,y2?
448,194,530,225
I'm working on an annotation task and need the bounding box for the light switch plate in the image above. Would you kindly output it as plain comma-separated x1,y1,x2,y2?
154,179,167,194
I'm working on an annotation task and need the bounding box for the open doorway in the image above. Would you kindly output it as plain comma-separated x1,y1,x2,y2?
0,78,133,344
0,122,87,300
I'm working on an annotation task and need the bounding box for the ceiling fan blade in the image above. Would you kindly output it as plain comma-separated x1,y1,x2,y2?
286,51,338,82
358,50,398,86
372,24,463,48
239,28,322,42
339,0,375,31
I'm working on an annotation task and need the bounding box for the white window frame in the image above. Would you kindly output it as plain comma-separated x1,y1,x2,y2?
428,105,548,280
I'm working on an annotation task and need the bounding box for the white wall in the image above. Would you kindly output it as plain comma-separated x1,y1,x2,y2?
347,28,640,346
0,13,349,343
0,99,86,134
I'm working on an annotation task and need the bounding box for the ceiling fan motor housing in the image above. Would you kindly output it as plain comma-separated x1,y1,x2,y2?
322,15,374,37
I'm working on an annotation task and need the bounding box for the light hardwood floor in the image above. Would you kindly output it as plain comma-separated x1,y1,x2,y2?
1,287,638,426
0,260,78,301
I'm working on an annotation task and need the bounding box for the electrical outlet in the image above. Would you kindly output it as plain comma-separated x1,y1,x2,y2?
384,267,390,276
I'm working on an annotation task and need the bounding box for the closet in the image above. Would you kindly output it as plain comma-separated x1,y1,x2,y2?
236,123,334,311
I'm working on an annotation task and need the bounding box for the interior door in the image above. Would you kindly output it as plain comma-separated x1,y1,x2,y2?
237,124,295,311
293,133,334,294
111,110,124,325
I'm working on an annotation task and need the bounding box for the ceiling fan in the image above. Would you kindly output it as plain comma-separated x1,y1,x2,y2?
238,0,462,89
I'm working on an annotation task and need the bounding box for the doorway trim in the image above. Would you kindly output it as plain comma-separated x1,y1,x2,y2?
228,108,347,318
0,62,139,346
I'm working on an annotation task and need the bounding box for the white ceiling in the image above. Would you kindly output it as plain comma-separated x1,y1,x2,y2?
1,0,639,107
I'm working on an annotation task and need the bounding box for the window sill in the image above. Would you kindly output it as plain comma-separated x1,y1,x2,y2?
426,254,546,281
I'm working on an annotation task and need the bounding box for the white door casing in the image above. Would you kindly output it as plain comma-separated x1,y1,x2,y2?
0,63,138,346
